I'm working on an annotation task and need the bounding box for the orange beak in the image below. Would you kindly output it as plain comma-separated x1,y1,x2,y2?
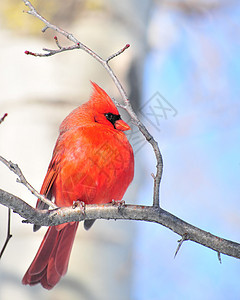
115,119,131,131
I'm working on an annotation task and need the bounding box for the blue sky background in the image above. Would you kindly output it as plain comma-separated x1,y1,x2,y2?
132,2,240,299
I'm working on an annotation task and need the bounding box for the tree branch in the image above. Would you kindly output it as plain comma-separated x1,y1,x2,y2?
0,156,57,209
1,188,240,260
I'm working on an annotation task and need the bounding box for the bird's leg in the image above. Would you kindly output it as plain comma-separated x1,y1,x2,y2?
112,199,126,212
72,200,85,214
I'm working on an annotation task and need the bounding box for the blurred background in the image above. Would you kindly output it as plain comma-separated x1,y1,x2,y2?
0,0,240,299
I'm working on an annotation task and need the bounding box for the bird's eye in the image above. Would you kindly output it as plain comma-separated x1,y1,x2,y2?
104,113,121,126
105,113,113,121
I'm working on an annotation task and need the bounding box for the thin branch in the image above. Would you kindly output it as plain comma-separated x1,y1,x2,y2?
0,208,12,259
0,113,8,124
0,156,57,209
25,43,80,57
1,188,240,260
106,44,130,63
22,0,163,207
54,36,62,49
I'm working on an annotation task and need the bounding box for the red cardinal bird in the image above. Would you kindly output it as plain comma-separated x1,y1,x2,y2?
22,82,134,289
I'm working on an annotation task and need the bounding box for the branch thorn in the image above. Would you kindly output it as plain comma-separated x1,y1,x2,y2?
217,251,222,264
174,233,189,258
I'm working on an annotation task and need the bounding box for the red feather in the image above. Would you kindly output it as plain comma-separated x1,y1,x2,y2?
22,83,134,289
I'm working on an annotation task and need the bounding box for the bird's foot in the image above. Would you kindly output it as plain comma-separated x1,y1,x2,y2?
72,200,85,214
112,199,125,211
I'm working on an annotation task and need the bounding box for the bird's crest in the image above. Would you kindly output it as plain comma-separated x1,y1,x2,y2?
89,82,119,115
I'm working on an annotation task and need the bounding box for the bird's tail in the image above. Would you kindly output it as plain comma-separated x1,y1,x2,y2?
22,222,79,289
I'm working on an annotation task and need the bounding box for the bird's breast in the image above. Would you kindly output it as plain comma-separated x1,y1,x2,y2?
53,125,134,207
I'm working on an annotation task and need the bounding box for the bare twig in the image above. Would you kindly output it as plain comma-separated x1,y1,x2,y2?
0,208,12,259
22,0,163,207
0,156,57,209
25,44,80,57
0,113,8,124
54,36,62,49
106,44,130,63
1,188,240,260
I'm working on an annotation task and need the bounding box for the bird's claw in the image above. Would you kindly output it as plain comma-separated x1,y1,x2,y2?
72,200,85,214
112,199,125,211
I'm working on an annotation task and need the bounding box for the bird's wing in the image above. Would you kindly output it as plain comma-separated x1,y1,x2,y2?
34,140,63,231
